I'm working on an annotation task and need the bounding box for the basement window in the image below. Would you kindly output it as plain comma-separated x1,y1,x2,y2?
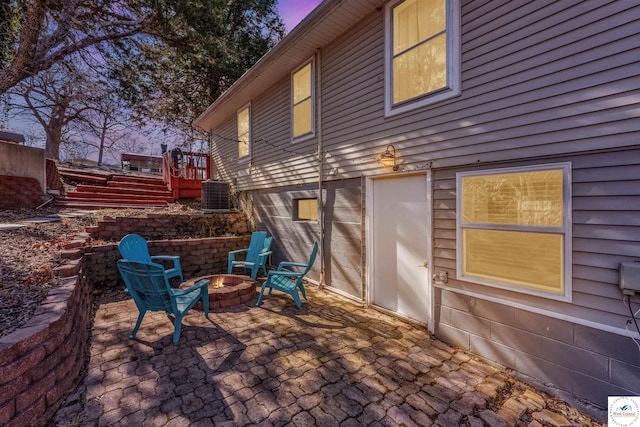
294,198,318,221
456,163,572,301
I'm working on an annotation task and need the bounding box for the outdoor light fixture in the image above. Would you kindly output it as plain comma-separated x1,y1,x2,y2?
379,144,398,171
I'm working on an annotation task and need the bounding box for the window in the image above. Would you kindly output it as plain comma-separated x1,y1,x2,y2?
294,198,318,221
237,105,250,159
456,163,572,301
385,0,460,116
292,60,314,140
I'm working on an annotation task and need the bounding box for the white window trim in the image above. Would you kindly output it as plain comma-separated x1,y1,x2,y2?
237,103,251,163
291,57,316,143
455,162,573,302
384,0,461,117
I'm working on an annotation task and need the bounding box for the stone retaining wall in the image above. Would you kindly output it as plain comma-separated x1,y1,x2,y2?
0,235,91,427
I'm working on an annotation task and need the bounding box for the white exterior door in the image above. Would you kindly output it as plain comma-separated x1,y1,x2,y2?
368,173,431,325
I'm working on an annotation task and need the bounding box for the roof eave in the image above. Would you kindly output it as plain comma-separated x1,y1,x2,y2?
193,0,384,131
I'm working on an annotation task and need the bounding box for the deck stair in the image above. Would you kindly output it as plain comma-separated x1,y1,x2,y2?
55,168,173,209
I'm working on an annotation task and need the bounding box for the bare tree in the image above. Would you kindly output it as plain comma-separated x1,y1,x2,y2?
19,125,45,148
70,90,134,165
106,135,151,165
60,137,92,161
7,63,92,159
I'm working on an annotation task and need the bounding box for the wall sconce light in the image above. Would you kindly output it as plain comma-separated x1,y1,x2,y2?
379,144,399,171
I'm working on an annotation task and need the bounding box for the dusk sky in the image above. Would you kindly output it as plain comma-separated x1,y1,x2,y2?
6,0,326,161
278,0,324,32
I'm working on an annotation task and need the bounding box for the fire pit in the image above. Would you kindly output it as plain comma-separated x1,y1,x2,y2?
183,274,257,309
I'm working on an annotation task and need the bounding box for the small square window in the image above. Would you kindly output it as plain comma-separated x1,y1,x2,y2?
294,198,318,221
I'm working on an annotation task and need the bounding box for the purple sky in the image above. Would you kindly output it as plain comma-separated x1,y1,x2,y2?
278,0,324,33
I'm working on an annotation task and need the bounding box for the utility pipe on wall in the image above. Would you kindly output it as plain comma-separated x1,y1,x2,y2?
316,47,325,289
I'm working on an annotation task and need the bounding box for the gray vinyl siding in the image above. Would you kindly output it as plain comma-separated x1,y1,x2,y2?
209,116,236,185
319,12,391,178
217,0,634,183
248,179,364,299
210,0,640,189
210,80,320,193
322,179,364,299
433,147,640,407
250,185,322,282
202,0,640,410
432,147,640,335
207,0,640,315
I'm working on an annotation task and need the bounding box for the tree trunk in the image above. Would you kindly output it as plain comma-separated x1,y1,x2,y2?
45,104,67,160
97,114,108,165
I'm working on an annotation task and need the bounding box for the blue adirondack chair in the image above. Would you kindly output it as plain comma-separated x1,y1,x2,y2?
227,231,267,279
118,234,184,283
256,242,318,309
257,236,273,277
117,260,210,344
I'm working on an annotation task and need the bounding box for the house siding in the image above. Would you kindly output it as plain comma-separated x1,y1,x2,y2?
210,80,320,191
250,184,322,281
211,0,640,189
433,147,640,406
433,148,640,331
248,179,364,299
203,0,640,412
321,179,364,299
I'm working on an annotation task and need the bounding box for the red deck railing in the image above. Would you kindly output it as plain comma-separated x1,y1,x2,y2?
162,150,210,200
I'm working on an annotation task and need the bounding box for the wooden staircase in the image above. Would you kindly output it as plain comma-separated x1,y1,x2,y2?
55,167,173,209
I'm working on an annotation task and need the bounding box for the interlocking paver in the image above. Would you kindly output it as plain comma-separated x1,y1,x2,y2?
435,408,463,427
402,401,434,426
451,391,486,415
50,287,604,426
387,405,420,427
404,393,436,418
479,409,509,427
309,405,340,426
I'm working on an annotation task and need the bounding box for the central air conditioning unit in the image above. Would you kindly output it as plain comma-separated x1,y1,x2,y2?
201,180,230,211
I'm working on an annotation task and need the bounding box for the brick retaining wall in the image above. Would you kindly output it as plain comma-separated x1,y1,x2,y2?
86,235,252,288
0,227,252,426
0,236,91,427
0,175,45,209
87,213,248,241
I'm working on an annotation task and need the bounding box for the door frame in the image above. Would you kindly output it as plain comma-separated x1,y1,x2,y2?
365,170,434,332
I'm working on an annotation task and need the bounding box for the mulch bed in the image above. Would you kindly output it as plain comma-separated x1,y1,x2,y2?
0,207,97,338
0,204,202,338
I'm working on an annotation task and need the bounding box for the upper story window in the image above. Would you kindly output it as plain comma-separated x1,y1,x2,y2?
385,0,460,116
292,59,315,141
237,104,250,160
456,163,572,301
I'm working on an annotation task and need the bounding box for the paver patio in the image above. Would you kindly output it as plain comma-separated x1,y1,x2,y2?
51,285,601,426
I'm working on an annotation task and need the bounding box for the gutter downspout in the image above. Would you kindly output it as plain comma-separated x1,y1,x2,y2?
317,48,325,289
